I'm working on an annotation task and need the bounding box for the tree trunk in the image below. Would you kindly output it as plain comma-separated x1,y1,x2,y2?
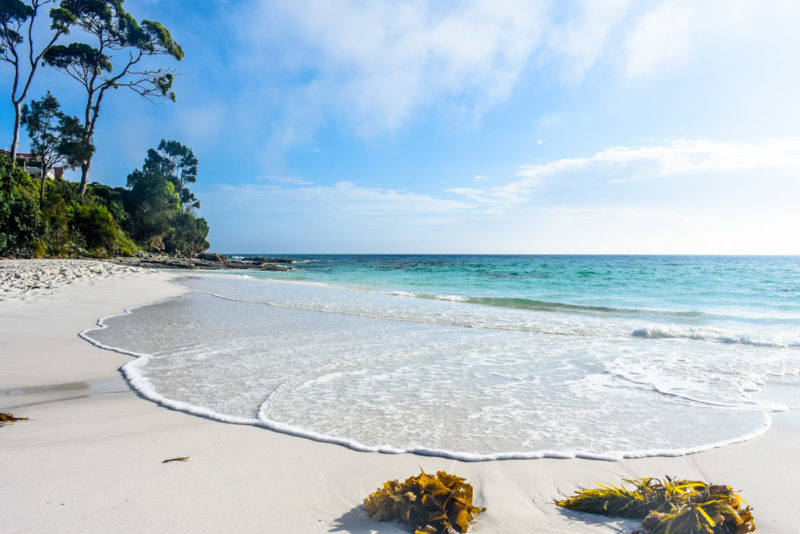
40,173,46,204
79,157,92,196
10,101,22,164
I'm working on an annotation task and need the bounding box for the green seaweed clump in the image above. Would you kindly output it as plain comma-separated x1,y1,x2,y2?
363,469,486,534
557,477,755,534
0,412,28,425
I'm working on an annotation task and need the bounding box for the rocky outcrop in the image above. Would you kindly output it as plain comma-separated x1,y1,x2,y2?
115,253,293,272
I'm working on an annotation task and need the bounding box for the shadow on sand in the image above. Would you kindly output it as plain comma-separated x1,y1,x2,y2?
558,508,640,533
329,505,409,534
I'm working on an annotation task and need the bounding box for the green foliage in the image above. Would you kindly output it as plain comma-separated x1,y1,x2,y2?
112,231,139,257
21,91,62,162
68,201,117,255
557,477,755,534
87,182,128,225
364,469,486,534
21,91,92,201
49,6,77,32
164,211,209,256
0,139,207,258
2,0,77,163
125,141,207,255
57,113,94,167
40,184,71,256
0,0,34,48
141,19,183,59
42,0,184,194
0,155,41,255
157,138,199,211
44,41,112,72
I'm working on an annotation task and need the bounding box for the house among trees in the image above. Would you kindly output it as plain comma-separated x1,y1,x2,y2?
0,149,64,180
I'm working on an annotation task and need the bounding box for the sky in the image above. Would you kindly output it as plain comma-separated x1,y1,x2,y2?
3,0,800,254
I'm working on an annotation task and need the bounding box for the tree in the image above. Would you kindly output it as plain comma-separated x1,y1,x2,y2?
157,138,198,211
21,90,93,201
125,146,180,249
0,0,75,161
43,0,183,196
125,142,208,255
0,154,41,254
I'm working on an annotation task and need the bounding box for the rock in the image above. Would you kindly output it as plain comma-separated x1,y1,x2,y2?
113,254,292,272
196,253,230,262
238,256,296,264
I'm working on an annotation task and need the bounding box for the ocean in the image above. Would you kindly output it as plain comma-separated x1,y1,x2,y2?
83,255,800,461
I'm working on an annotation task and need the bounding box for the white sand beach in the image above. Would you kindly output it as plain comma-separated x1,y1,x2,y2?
0,259,796,533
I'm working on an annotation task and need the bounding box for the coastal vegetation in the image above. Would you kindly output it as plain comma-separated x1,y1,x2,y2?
0,139,209,257
0,0,206,258
363,469,485,534
557,477,755,534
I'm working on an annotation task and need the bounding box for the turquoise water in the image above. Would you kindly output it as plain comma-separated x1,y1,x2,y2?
84,255,800,460
246,254,800,318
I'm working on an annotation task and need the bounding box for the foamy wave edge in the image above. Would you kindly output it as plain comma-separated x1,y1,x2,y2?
632,326,800,348
79,296,773,463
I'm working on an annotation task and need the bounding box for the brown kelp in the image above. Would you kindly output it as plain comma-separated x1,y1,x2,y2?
363,469,486,534
557,477,755,534
0,412,28,425
162,456,190,463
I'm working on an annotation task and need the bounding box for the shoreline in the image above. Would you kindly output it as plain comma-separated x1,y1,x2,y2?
0,261,797,533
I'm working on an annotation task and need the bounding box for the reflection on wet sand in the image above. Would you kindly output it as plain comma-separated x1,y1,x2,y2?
0,378,130,410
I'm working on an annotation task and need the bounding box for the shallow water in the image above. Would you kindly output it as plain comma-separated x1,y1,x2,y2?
83,255,800,460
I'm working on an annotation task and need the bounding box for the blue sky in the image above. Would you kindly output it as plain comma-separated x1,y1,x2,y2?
4,0,800,253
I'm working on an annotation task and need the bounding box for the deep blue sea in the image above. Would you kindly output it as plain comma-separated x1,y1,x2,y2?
84,255,800,460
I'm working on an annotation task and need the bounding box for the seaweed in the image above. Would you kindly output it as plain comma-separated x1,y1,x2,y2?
0,412,28,425
162,456,190,463
557,477,755,534
363,469,486,534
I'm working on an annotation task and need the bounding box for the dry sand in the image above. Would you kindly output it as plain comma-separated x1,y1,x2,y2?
0,259,796,533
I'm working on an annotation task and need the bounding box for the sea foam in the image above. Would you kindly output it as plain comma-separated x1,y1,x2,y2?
80,273,799,461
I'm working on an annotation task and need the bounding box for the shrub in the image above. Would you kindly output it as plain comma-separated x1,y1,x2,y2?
40,186,71,256
0,156,42,255
68,202,118,255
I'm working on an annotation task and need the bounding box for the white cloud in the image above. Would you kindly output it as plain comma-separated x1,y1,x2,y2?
208,138,800,254
623,0,693,79
243,0,548,136
451,138,800,208
619,0,786,80
546,0,633,81
220,0,800,155
257,174,313,186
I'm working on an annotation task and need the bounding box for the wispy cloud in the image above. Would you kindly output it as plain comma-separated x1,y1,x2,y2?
208,137,800,254
257,174,314,186
545,0,633,82
449,138,800,209
215,180,473,219
216,0,800,155
238,0,548,138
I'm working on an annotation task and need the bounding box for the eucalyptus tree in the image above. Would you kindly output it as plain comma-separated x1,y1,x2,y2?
157,138,198,211
44,0,183,196
21,90,93,201
0,0,76,161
